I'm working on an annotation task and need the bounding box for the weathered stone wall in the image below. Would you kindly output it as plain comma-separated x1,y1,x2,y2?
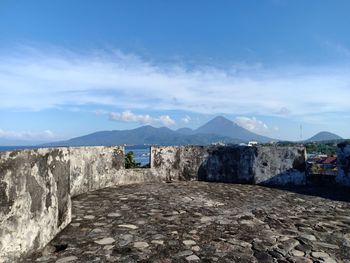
152,145,306,185
69,146,124,197
337,142,350,186
0,145,171,262
0,148,71,263
124,168,163,184
253,146,306,185
151,146,210,181
0,144,308,262
198,146,256,183
69,147,162,197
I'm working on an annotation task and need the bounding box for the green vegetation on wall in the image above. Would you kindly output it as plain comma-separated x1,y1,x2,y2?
125,151,141,169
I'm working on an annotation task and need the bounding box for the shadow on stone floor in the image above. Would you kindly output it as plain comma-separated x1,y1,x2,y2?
199,167,350,203
261,184,350,203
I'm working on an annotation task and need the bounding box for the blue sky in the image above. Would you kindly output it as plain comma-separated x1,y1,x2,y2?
1,0,350,143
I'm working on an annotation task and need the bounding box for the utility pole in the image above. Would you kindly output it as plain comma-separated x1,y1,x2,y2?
300,124,303,141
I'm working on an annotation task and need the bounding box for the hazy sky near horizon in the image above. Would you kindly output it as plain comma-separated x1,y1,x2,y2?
1,0,350,142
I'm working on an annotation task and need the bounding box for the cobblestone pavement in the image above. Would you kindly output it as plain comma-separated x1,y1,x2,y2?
23,182,350,263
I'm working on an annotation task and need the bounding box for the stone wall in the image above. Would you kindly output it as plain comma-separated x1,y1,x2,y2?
124,168,163,184
151,145,306,185
253,146,306,185
69,147,163,197
0,148,71,263
0,144,308,262
337,142,350,186
197,146,306,185
69,146,124,197
0,146,164,262
198,146,256,183
151,146,210,181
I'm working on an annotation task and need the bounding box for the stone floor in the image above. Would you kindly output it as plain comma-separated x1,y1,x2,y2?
23,182,350,263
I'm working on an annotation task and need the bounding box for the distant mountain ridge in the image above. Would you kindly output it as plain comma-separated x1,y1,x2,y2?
43,125,241,147
194,116,273,143
176,127,194,135
306,131,343,142
43,116,275,147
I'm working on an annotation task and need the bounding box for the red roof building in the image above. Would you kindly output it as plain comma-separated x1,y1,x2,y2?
321,156,337,165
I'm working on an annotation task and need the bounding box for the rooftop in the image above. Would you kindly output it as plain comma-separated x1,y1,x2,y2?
22,182,350,263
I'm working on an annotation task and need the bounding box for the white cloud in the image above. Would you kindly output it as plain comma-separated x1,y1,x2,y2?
1,46,350,121
109,111,153,124
109,110,175,126
159,115,176,126
0,129,55,140
235,116,269,134
181,115,191,124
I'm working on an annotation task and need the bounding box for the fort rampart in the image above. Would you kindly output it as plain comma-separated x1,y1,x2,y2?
1,143,349,262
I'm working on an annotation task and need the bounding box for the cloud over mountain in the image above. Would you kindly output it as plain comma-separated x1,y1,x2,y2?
235,116,270,135
109,110,175,126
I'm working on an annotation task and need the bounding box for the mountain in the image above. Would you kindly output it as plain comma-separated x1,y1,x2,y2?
306,131,343,142
176,127,194,135
194,116,274,143
43,125,241,147
43,116,276,147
